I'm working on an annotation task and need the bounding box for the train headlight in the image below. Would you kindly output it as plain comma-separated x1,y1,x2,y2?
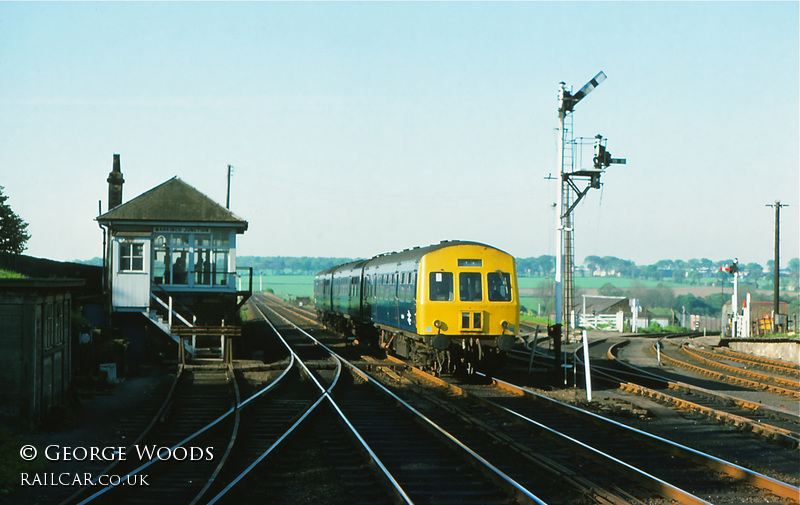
434,319,442,329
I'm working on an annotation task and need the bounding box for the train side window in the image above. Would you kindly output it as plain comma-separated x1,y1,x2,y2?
429,272,453,301
459,272,482,301
487,271,512,301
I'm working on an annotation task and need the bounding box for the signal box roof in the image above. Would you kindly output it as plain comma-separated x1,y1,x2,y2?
96,176,248,232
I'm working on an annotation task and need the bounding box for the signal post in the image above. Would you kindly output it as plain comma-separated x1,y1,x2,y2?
552,72,625,384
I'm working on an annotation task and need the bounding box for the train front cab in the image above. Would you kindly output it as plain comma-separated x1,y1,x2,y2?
415,244,519,370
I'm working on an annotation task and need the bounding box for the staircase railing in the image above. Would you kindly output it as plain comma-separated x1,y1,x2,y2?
150,292,195,328
150,281,197,327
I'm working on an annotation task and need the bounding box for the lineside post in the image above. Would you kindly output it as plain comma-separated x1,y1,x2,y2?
582,330,592,402
766,201,787,332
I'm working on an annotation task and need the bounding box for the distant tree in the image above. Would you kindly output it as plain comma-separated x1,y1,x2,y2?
655,259,673,270
517,255,555,277
0,186,30,254
598,282,623,296
584,255,602,275
539,255,556,276
534,279,555,316
641,264,659,280
626,282,675,310
788,258,800,291
674,293,714,316
705,292,728,315
744,262,763,286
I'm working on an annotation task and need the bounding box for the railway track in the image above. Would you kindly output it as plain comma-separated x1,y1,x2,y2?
663,340,800,398
64,367,238,505
713,346,800,377
369,356,800,505
258,291,321,329
55,294,798,505
601,340,800,448
251,295,547,505
257,294,800,504
510,332,800,452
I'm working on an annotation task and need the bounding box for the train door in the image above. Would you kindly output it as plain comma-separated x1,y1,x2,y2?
362,273,371,321
377,271,391,325
392,271,399,328
370,273,379,323
397,269,416,332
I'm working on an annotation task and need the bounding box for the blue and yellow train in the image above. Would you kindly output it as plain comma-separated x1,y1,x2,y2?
313,241,519,373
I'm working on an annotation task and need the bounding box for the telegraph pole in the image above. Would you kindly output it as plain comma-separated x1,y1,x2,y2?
226,164,233,209
766,201,787,330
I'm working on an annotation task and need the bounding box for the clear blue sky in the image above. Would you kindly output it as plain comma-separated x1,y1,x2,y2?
1,1,797,268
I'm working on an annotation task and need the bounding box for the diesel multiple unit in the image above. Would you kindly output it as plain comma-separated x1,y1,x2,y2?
314,241,519,373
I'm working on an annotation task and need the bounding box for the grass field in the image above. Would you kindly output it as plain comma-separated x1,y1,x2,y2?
260,274,694,300
254,273,800,330
256,274,315,299
257,274,688,321
517,276,693,290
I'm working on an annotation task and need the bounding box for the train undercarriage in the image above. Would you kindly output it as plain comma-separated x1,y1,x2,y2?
375,327,507,375
316,310,507,374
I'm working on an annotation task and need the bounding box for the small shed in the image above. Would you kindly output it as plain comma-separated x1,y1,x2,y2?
0,278,83,424
577,295,656,332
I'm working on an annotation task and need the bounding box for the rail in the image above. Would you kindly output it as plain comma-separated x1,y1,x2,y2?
264,297,547,505
477,371,800,504
681,343,800,390
74,368,239,505
223,300,415,505
658,342,800,398
597,341,800,446
69,324,297,504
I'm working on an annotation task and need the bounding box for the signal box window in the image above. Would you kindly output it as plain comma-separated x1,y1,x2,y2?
120,242,144,272
429,272,453,301
487,272,512,301
459,272,482,301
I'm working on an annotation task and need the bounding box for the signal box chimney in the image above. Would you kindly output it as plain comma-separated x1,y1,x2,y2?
107,154,124,210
